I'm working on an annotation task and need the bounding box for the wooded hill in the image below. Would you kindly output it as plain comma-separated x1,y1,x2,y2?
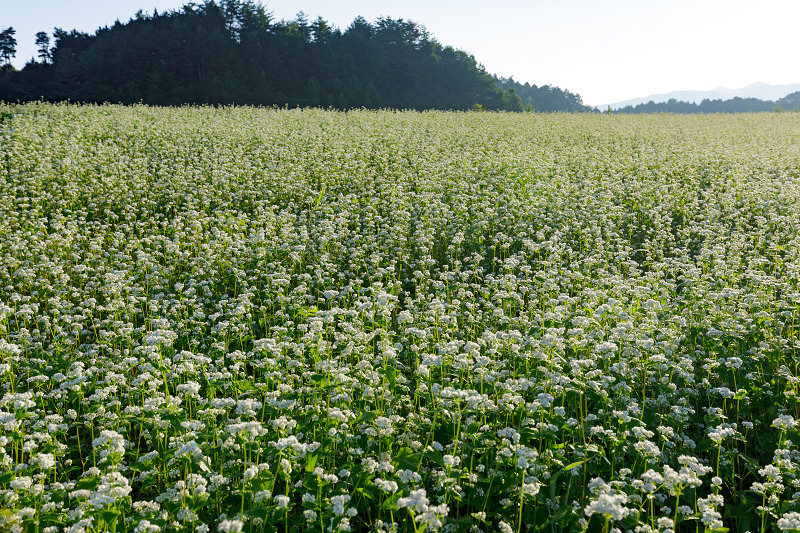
0,0,592,112
613,93,800,114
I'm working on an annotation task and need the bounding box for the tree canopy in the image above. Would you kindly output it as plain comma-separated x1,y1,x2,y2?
0,1,585,111
496,77,594,113
614,93,800,114
0,27,17,72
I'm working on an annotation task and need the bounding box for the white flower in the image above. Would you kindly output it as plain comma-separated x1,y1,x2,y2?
497,427,520,444
32,453,56,470
698,494,724,530
584,492,630,521
176,381,201,399
443,454,460,467
522,482,540,496
398,489,429,512
175,440,203,460
657,517,674,529
90,471,131,508
375,478,399,493
217,520,244,533
331,494,351,516
10,476,33,491
778,511,800,531
235,398,262,417
1,391,35,411
91,430,126,464
0,339,21,356
773,415,796,430
243,466,259,482
226,421,268,441
134,520,161,533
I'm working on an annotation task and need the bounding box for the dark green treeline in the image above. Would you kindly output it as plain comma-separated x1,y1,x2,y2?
0,0,592,111
614,93,800,114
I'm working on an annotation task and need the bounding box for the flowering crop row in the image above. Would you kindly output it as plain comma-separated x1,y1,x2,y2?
1,103,800,532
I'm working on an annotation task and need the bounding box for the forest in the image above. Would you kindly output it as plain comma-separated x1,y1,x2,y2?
614,92,800,113
0,0,593,111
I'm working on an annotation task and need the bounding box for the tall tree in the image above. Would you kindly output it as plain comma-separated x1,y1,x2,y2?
310,16,332,43
0,27,17,71
35,31,51,63
219,0,242,39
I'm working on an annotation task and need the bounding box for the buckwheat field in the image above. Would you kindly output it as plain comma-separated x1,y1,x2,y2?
2,103,800,533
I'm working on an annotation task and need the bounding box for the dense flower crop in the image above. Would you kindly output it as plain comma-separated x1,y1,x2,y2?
1,103,800,532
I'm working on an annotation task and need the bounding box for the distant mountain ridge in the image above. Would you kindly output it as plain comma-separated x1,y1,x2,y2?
602,82,800,110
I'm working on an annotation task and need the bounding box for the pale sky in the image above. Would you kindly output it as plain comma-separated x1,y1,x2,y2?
4,0,798,106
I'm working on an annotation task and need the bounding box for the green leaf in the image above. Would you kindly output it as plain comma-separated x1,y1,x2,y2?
247,506,270,520
549,459,587,502
445,485,463,502
161,412,184,433
357,484,378,500
355,411,378,426
100,510,119,528
383,366,397,390
305,453,318,472
382,492,402,511
393,447,419,470
694,438,715,453
425,449,445,468
314,184,326,210
236,380,255,393
543,504,573,528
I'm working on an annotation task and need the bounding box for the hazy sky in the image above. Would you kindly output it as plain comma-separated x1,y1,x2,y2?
5,0,798,105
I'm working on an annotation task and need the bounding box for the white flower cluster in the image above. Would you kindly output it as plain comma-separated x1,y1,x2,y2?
91,430,126,465
398,489,449,532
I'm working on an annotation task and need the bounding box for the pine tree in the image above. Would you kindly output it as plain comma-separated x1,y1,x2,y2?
0,27,17,71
